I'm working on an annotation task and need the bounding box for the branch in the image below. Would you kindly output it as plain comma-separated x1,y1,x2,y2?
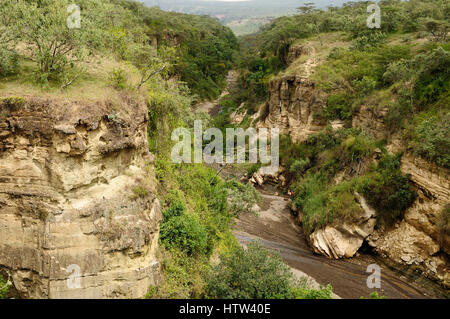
60,73,80,90
137,65,166,90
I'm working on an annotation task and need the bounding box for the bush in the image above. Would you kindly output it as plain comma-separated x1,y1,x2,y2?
205,242,333,299
108,69,128,90
357,154,417,225
160,213,208,256
413,47,450,106
225,180,261,217
0,47,19,77
351,31,387,51
246,163,262,177
294,174,363,234
323,93,352,120
289,158,311,176
162,199,186,220
409,113,450,168
0,275,11,299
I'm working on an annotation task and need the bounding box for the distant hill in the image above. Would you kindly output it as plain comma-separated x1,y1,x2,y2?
142,0,354,35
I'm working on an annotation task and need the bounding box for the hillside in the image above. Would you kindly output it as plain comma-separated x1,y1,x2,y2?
220,0,449,289
0,0,333,299
144,0,355,36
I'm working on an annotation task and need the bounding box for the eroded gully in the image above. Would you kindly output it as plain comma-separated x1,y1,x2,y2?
200,71,447,300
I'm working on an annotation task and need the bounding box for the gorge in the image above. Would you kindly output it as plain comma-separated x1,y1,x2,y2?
0,0,449,299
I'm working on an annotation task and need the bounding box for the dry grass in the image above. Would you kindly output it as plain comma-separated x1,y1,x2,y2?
276,32,350,79
0,53,143,104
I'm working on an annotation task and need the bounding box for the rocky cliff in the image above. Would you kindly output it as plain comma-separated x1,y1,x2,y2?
0,95,162,298
257,75,327,143
368,155,449,287
258,51,449,288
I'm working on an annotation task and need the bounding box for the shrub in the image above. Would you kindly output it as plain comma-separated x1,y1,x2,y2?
413,47,450,106
225,180,261,217
323,93,352,120
289,158,311,176
294,174,363,234
205,242,333,299
352,76,377,96
162,199,186,220
351,31,387,51
357,154,417,226
246,163,262,177
131,185,148,199
108,69,128,90
160,213,208,256
365,291,387,299
339,133,376,165
0,47,19,77
0,275,11,299
409,113,450,168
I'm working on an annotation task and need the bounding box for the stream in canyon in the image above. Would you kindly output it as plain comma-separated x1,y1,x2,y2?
212,161,447,299
199,71,448,299
235,186,447,299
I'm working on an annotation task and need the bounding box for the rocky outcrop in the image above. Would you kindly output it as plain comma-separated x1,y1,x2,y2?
0,95,162,298
368,155,450,287
257,43,449,288
286,45,314,65
352,104,389,140
249,166,286,187
308,193,376,259
258,76,326,143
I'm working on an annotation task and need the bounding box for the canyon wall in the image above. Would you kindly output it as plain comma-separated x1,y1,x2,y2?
258,75,327,143
258,52,449,288
0,96,162,298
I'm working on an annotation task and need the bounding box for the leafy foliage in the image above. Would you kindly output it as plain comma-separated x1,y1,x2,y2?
205,242,333,299
0,0,237,98
357,154,417,226
224,180,261,217
289,129,416,233
408,112,450,168
0,275,11,299
160,210,208,256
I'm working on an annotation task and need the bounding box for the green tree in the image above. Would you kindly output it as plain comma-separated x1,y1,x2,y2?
206,242,333,299
131,45,177,89
9,0,116,81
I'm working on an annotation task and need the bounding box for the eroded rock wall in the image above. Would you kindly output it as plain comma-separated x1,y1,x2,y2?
368,155,449,286
0,96,162,298
262,51,449,288
258,76,327,143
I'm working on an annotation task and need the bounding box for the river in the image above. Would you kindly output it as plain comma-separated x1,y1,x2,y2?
200,72,448,299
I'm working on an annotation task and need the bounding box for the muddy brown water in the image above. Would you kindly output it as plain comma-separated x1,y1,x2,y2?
233,187,448,299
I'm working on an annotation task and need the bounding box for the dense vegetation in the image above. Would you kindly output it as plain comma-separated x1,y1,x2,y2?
206,242,332,299
145,68,325,298
0,0,334,300
0,0,238,100
284,128,417,234
222,0,448,236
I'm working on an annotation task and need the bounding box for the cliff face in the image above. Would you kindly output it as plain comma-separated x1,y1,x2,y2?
368,155,449,286
259,53,449,288
258,75,327,143
0,96,162,298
